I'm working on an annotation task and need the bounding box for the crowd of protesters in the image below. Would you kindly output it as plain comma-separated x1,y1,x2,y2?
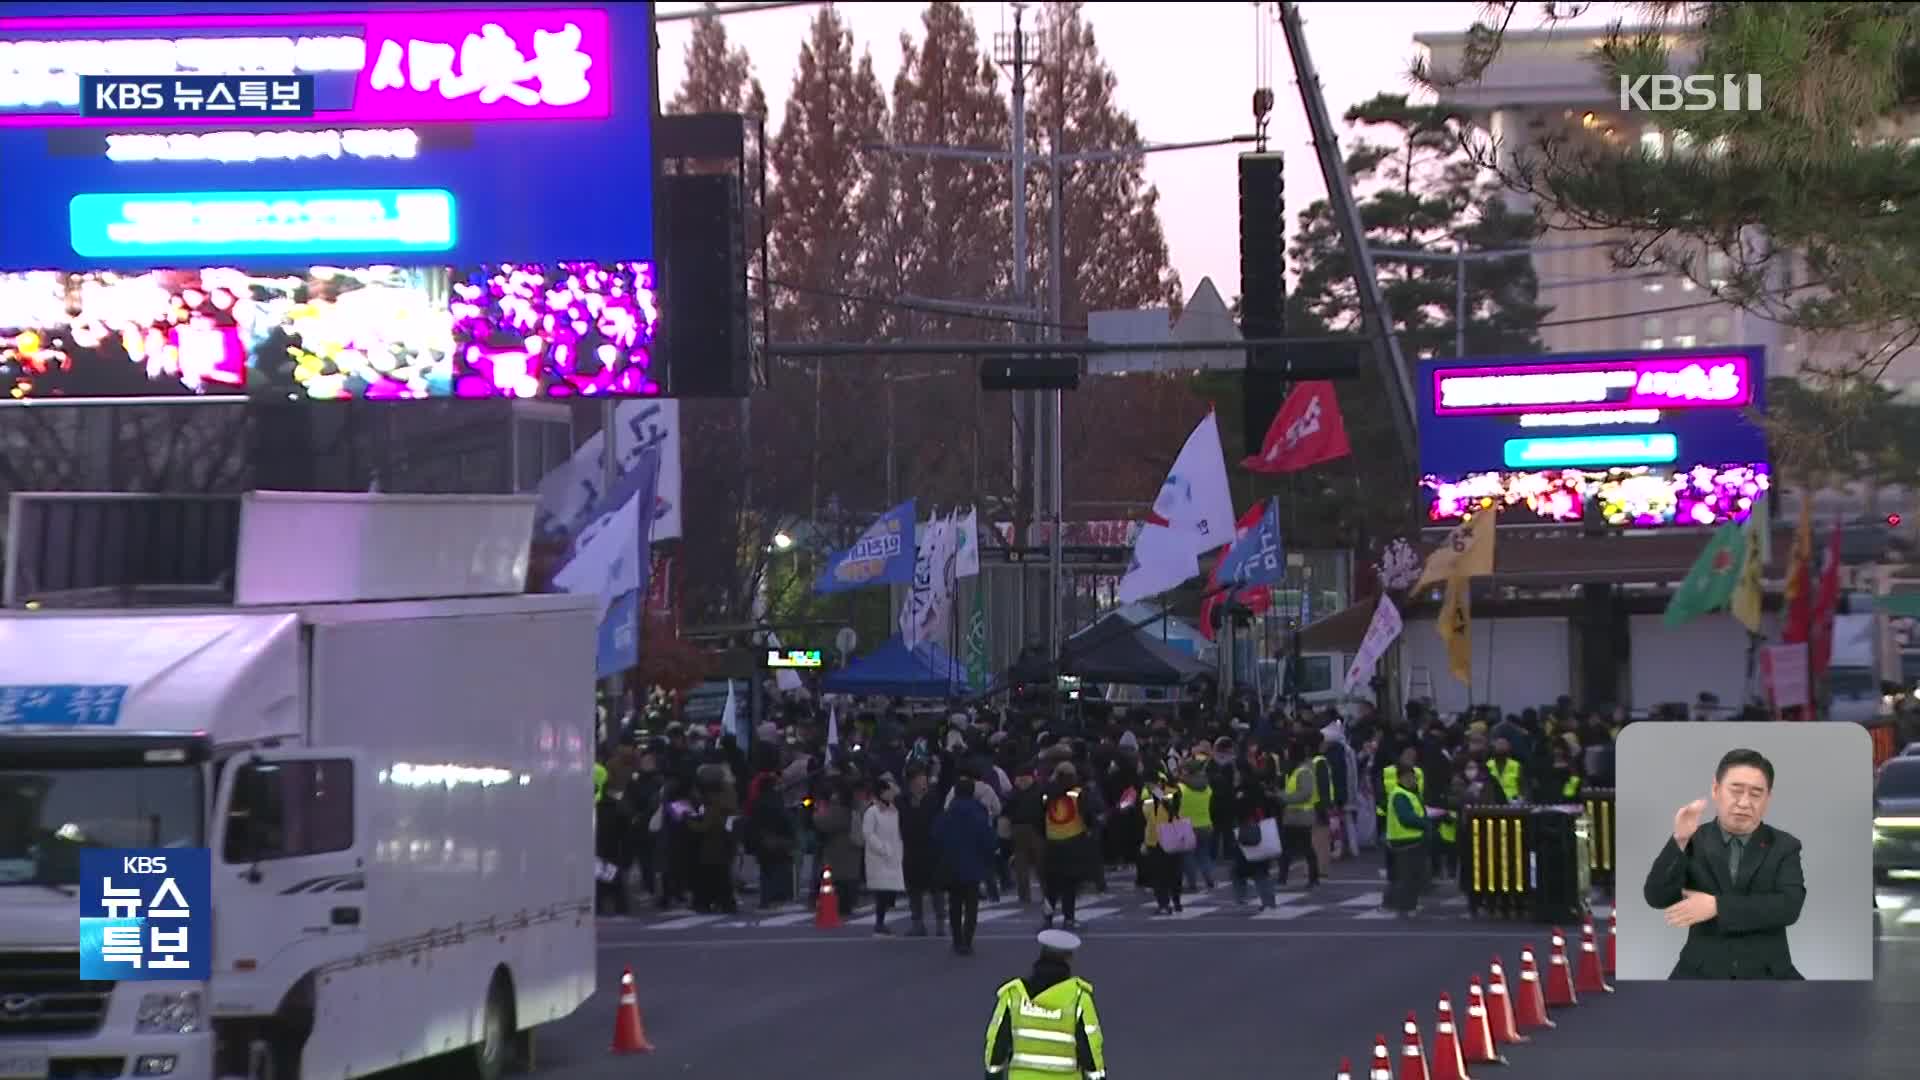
591,688,1626,932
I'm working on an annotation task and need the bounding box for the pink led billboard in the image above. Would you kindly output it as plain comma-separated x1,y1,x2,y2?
1431,354,1754,417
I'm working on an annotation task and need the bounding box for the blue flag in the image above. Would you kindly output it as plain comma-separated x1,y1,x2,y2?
1215,497,1285,588
552,447,660,678
816,500,917,593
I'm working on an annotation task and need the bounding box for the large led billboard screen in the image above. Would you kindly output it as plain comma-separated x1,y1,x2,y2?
1415,346,1770,529
0,2,659,401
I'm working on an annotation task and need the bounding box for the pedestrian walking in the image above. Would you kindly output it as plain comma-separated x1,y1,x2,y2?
862,777,906,935
933,776,998,955
981,930,1107,1080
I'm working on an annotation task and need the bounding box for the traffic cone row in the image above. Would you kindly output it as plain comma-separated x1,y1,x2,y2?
1333,913,1623,1080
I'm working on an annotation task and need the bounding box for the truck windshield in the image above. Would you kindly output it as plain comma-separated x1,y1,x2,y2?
0,765,203,887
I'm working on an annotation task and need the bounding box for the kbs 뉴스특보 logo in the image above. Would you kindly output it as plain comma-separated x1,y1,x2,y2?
78,849,211,981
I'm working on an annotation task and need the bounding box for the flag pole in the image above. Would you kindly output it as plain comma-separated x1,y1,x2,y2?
600,399,621,746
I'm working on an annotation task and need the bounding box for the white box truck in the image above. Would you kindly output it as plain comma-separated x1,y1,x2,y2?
0,493,601,1080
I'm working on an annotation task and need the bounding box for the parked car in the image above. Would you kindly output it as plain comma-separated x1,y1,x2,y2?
1873,756,1920,886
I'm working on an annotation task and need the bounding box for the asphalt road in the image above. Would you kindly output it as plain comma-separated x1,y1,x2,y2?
516,868,1920,1079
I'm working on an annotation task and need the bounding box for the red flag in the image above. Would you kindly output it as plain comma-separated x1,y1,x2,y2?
1807,523,1844,679
1782,500,1815,644
1199,504,1275,640
1244,380,1351,473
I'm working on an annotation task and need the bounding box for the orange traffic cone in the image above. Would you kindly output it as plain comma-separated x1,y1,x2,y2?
1336,1057,1354,1080
1604,910,1617,976
1544,928,1579,1008
1429,994,1474,1080
1514,947,1556,1031
1461,978,1506,1067
1576,920,1614,995
609,967,654,1054
815,866,842,930
1368,1036,1393,1080
1485,957,1527,1046
1398,1011,1430,1080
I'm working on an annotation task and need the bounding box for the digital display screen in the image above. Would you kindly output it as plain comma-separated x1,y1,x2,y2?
0,2,658,401
0,261,658,400
1417,347,1769,528
766,650,822,670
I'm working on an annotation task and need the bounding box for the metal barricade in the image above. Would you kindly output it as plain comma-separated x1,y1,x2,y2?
1462,804,1596,923
1582,788,1615,893
1462,806,1531,919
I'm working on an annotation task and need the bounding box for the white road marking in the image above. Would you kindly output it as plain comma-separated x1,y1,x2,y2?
651,913,730,931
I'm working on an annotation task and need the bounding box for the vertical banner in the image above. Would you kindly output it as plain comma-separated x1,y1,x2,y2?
1760,642,1811,719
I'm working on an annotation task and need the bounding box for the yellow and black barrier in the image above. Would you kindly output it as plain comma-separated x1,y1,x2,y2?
1461,803,1597,923
1582,787,1615,893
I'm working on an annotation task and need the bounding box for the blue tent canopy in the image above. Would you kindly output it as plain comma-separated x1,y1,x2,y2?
822,637,969,699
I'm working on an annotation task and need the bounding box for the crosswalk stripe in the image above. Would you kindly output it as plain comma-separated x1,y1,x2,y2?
976,907,1025,924
653,914,730,931
756,911,816,927
1350,909,1398,920
1341,891,1385,907
1073,906,1118,922
1170,905,1217,919
1254,904,1328,920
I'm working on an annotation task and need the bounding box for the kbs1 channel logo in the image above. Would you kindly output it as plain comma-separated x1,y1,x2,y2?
79,849,212,981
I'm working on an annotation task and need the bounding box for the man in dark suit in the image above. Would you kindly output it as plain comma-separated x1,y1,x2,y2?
1642,748,1807,979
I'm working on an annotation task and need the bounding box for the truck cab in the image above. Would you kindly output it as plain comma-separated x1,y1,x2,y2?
0,492,599,1080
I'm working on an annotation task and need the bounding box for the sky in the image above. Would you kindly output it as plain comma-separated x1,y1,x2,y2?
656,1,1626,308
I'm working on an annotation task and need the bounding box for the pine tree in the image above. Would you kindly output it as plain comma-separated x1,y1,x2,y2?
667,5,768,115
886,1,1013,507
1028,1,1198,509
1204,91,1550,552
1421,3,1920,414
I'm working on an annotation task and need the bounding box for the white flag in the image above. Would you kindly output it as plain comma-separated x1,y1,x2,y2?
1151,412,1236,556
827,704,841,756
901,513,954,646
1342,597,1405,695
534,400,683,542
550,482,645,620
1116,523,1201,603
953,505,981,578
720,680,738,739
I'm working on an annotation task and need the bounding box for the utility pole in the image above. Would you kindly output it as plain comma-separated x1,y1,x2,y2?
998,3,1037,665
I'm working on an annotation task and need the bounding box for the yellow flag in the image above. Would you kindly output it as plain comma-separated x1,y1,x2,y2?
1783,496,1813,611
1731,501,1767,633
1439,573,1473,685
1413,506,1498,593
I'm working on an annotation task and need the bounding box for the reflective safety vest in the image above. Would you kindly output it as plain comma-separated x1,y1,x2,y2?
1045,789,1088,842
1380,765,1424,813
1285,764,1319,811
1141,788,1178,848
1178,783,1212,829
1437,807,1458,844
1488,758,1521,802
1561,774,1583,800
1386,788,1426,845
984,976,1107,1079
593,762,609,802
1312,754,1333,806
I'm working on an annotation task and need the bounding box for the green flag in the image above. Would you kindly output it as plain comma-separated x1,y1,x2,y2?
1664,519,1748,627
966,579,988,691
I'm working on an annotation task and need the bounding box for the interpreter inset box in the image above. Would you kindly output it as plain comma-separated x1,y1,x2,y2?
1614,721,1873,981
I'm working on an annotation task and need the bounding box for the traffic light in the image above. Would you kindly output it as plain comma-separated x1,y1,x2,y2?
1239,153,1286,460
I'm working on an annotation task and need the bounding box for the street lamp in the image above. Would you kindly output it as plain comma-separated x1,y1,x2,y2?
772,531,794,551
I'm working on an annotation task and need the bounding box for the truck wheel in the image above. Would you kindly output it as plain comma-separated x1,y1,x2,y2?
460,981,513,1080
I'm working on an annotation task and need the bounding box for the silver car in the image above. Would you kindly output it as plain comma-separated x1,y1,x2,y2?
1874,757,1920,885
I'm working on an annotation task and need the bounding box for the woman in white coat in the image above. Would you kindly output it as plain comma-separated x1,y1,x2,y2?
862,778,907,935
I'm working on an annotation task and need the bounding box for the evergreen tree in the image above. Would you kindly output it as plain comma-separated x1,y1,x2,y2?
1029,1,1199,509
667,5,768,116
1421,3,1920,409
886,1,1013,507
1201,92,1550,551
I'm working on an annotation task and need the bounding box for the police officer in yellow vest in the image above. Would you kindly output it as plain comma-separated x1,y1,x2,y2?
983,930,1107,1080
1384,764,1430,916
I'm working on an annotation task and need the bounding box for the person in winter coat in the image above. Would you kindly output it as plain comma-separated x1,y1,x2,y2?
1229,759,1285,911
898,766,947,937
1277,743,1321,888
747,769,796,908
862,778,907,934
1005,769,1047,905
1041,762,1102,930
1178,759,1217,891
594,779,633,915
1139,771,1184,915
932,778,998,954
691,763,739,914
812,785,865,916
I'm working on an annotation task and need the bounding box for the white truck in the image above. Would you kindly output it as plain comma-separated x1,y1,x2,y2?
0,492,600,1080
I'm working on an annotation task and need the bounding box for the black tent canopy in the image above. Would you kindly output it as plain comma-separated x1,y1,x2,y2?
1012,612,1212,687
